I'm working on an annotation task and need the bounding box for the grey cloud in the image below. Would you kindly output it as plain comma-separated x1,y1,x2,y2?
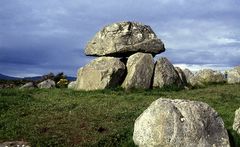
0,0,240,76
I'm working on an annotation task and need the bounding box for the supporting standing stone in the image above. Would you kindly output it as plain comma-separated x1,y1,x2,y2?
153,57,183,88
122,52,154,89
75,57,126,91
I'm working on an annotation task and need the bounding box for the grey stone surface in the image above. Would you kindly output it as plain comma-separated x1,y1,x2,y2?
190,69,224,86
122,52,154,89
227,66,240,84
175,67,188,86
75,57,126,91
0,141,30,147
19,82,34,89
37,79,55,89
68,81,77,89
153,57,183,88
233,107,240,135
183,68,194,84
133,98,230,147
85,22,165,57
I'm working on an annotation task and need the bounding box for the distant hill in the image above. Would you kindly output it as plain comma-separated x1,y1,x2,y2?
0,73,76,81
0,73,21,80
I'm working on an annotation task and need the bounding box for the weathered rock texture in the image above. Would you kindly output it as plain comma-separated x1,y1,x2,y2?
75,57,125,91
227,66,240,84
183,68,194,84
153,57,183,88
37,79,55,89
85,22,165,57
133,98,230,147
175,67,188,86
190,69,224,86
122,53,154,89
68,81,77,89
19,82,34,89
0,141,30,147
233,107,240,135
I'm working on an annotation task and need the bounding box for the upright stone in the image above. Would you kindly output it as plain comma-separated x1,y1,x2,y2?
233,107,240,135
153,57,183,88
122,52,154,89
183,68,194,84
227,66,240,84
75,57,126,91
175,67,187,86
85,22,165,57
133,98,230,147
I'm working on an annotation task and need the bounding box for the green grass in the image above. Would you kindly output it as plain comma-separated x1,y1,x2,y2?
0,84,240,146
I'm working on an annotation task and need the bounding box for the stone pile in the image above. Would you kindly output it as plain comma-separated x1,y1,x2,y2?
75,21,169,91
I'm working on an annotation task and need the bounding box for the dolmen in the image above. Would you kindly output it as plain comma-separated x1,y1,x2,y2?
75,21,190,91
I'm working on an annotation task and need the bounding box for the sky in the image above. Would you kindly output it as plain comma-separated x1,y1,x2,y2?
0,0,240,77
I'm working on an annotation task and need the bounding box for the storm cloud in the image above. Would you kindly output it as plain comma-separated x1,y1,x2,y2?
0,0,240,76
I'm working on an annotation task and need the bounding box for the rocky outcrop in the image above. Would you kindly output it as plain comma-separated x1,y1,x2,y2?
233,107,240,135
75,57,126,91
190,69,224,86
133,98,230,147
122,53,154,89
183,68,194,84
37,79,55,89
68,81,77,89
175,67,187,86
227,66,240,84
85,22,165,57
153,57,183,88
19,82,35,89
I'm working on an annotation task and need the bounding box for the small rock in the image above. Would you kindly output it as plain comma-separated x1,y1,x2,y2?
68,81,77,89
0,141,30,147
37,79,55,89
19,82,34,89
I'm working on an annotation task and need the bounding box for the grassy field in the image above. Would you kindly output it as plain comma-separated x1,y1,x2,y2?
0,84,240,146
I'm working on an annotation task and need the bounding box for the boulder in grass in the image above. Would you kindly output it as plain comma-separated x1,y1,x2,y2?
85,22,165,57
233,107,240,135
0,141,30,147
190,69,224,86
19,82,35,89
227,66,240,84
133,98,230,147
68,81,77,89
37,79,55,89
